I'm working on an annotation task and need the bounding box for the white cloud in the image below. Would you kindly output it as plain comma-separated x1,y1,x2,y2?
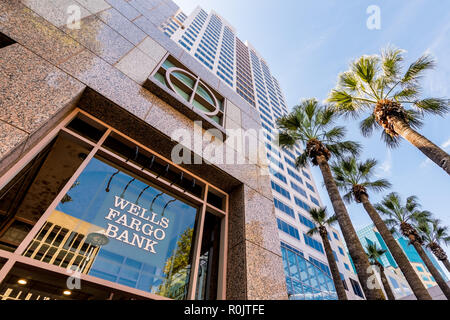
377,150,392,176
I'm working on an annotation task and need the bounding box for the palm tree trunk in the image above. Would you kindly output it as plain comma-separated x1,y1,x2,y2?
320,232,348,300
391,118,450,175
378,265,396,300
317,156,385,300
360,194,432,300
443,259,450,274
412,241,450,300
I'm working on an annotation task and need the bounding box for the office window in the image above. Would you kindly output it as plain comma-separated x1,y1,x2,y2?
294,197,311,212
291,182,307,198
349,278,364,298
309,257,331,277
277,219,300,240
389,276,400,289
298,214,315,229
344,263,350,271
302,170,311,180
416,266,424,272
310,196,320,206
271,181,291,200
338,247,344,255
306,182,315,192
332,250,338,262
333,232,339,240
340,273,349,291
274,198,295,219
303,234,324,253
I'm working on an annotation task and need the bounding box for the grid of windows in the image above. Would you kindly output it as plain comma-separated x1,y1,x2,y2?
291,182,307,198
274,198,295,218
304,234,324,253
306,182,315,192
271,181,291,200
287,168,303,184
302,170,311,180
277,219,300,240
309,257,331,277
310,195,320,206
269,167,287,184
295,197,311,212
235,38,255,106
282,245,337,300
298,214,315,229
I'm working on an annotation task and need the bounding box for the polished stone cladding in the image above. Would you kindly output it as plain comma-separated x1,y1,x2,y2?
0,0,287,300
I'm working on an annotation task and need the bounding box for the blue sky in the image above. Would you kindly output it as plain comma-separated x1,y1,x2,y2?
174,0,450,266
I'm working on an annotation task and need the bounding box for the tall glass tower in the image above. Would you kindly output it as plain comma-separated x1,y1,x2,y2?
357,224,449,289
162,5,364,300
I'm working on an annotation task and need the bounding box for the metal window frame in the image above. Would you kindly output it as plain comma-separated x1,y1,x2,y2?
0,109,229,300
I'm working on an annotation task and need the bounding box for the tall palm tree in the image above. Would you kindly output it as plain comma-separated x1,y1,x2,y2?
366,243,396,300
328,47,450,174
307,207,348,300
331,157,432,299
417,218,450,273
277,99,385,300
376,193,450,299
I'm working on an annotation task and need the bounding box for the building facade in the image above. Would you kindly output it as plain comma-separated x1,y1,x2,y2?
0,0,291,300
357,224,449,298
164,5,364,300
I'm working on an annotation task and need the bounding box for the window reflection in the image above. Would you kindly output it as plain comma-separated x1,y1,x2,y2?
24,156,199,299
0,133,92,252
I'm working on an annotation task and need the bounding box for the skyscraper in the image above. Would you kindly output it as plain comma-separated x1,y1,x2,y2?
357,224,449,290
163,5,364,300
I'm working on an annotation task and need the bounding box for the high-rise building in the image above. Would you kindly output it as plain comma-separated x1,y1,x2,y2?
163,5,364,300
357,224,449,292
0,0,292,301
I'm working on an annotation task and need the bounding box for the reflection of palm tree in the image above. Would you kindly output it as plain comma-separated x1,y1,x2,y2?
157,228,194,299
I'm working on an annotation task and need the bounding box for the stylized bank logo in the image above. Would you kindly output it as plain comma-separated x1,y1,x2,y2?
164,67,221,117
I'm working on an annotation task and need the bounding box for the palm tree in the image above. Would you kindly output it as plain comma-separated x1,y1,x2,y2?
331,157,432,300
307,207,348,300
376,193,450,299
328,47,450,174
417,218,450,273
366,243,396,300
277,99,385,300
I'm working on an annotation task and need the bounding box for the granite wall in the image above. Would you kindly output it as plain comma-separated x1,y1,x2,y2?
0,0,287,300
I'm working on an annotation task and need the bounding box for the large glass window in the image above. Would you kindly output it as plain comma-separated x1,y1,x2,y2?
0,111,228,300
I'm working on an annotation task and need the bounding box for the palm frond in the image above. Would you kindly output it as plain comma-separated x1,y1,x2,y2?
352,55,380,85
381,47,404,83
381,130,401,149
328,90,358,112
402,54,435,84
326,141,362,159
360,114,378,138
295,152,310,168
364,179,392,193
413,98,450,116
